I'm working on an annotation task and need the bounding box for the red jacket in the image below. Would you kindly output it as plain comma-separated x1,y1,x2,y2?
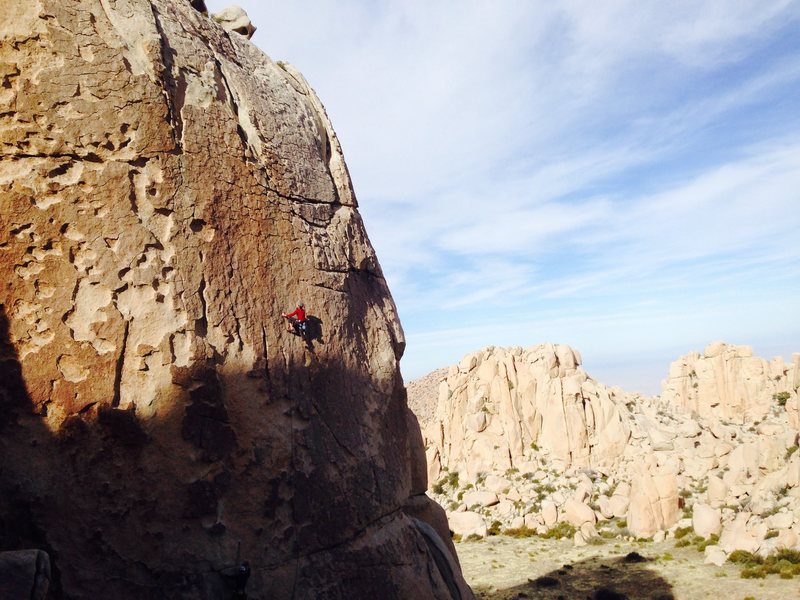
285,306,306,321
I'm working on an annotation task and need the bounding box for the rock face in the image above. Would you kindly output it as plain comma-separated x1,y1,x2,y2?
211,5,256,39
0,1,471,598
410,344,800,555
662,342,799,423
0,550,51,600
626,468,679,539
423,344,632,480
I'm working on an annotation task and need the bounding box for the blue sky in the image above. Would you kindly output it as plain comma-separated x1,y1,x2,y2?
207,1,800,394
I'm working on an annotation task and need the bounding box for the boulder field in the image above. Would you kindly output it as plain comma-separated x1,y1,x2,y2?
0,1,472,598
409,343,800,563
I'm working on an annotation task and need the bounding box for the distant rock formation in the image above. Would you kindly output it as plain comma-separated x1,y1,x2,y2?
0,1,471,598
662,341,800,424
421,344,633,482
410,344,799,557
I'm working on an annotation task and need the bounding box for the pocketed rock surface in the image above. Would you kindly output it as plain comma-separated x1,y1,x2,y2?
0,1,471,598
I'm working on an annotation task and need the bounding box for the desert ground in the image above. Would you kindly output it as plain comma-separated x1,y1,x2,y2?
457,535,797,600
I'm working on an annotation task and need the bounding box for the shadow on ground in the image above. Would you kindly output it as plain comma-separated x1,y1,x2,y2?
474,551,674,600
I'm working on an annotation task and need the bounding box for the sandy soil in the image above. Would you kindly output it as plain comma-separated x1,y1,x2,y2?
456,536,797,600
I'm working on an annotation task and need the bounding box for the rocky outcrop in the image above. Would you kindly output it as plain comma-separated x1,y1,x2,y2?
0,550,50,600
410,344,800,557
422,344,632,481
0,1,471,598
211,6,256,39
626,467,679,539
661,342,799,423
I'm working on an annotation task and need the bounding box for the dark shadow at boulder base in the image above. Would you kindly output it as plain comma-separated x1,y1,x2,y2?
474,552,675,600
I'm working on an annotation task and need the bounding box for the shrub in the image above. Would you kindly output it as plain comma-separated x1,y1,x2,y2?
773,391,790,407
674,526,693,539
773,549,800,564
587,536,606,546
432,471,460,495
740,567,766,579
761,504,781,517
763,559,794,575
503,526,537,538
445,471,460,488
727,548,800,579
695,534,719,552
599,529,617,539
728,550,762,565
540,522,576,540
488,520,502,536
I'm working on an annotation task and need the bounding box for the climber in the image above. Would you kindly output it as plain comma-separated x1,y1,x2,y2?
281,302,307,337
233,561,250,599
221,559,250,598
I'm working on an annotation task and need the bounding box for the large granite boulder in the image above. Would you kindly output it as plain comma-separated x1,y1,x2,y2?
421,344,632,478
661,342,799,422
0,1,472,598
626,467,680,539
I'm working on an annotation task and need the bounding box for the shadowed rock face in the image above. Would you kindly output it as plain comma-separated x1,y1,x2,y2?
0,1,472,598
